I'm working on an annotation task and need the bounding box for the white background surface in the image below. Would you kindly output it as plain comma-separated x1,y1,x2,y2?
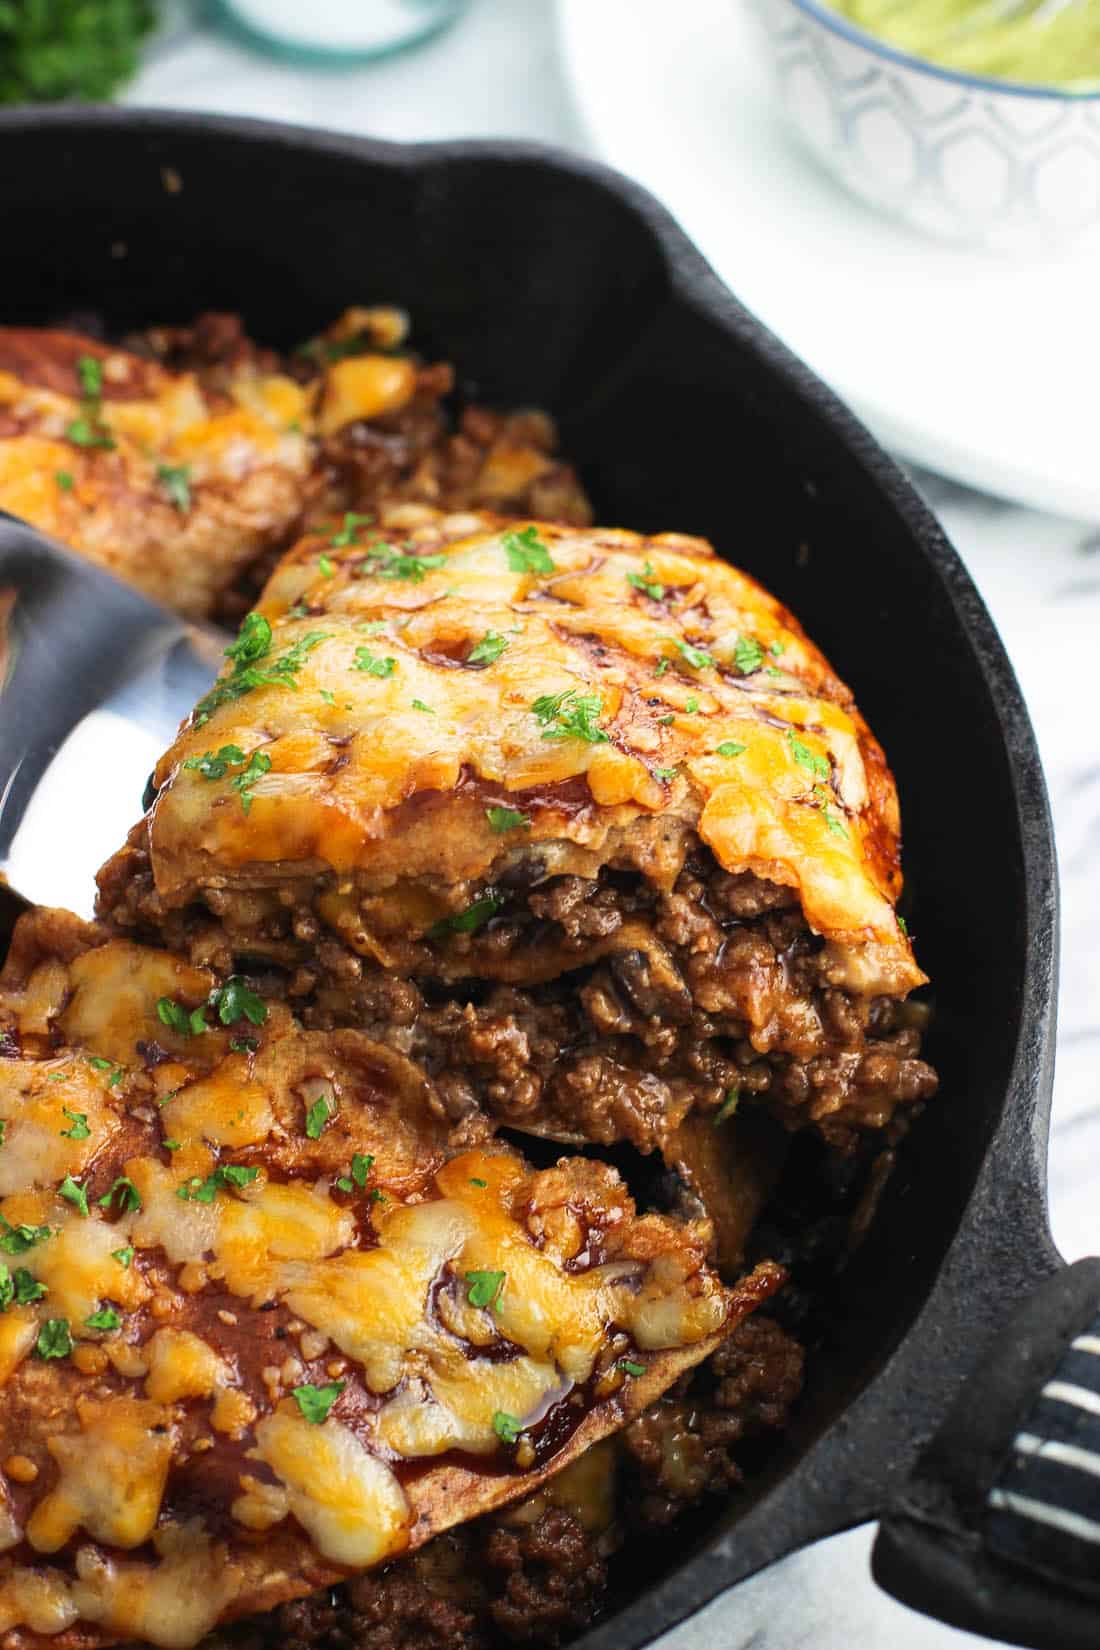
124,5,1100,1644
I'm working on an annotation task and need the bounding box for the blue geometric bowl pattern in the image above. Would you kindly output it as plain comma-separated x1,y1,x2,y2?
747,0,1100,253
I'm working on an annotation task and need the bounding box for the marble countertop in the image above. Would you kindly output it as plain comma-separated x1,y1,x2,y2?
122,5,1100,1645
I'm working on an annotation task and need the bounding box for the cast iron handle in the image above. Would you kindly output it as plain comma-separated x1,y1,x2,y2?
874,1257,1100,1649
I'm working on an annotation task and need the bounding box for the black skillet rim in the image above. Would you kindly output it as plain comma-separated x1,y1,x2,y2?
0,106,1061,1649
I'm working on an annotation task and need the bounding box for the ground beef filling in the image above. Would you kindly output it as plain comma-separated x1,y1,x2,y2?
225,1318,803,1650
99,842,935,1154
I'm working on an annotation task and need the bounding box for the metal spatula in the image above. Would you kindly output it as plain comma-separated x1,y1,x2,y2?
0,513,225,919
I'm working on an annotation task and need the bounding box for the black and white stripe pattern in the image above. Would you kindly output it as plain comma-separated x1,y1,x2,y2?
986,1318,1100,1593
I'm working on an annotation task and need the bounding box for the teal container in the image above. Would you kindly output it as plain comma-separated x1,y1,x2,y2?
212,0,468,64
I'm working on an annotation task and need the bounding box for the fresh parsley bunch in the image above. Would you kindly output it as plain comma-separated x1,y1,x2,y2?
0,0,156,104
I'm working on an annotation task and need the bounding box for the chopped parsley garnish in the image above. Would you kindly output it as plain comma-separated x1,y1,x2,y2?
0,1265,46,1312
466,1269,505,1312
671,638,714,671
334,1177,354,1194
734,636,765,675
352,1152,374,1187
162,1139,182,1151
318,553,335,578
786,730,830,783
652,767,678,783
319,688,335,706
86,1057,113,1072
654,658,670,677
717,740,747,758
619,1359,646,1377
411,699,434,713
85,1306,120,1332
77,355,103,399
58,1175,89,1217
770,640,787,658
531,689,609,745
353,648,396,678
466,630,509,666
35,1319,72,1360
685,697,699,715
503,525,555,576
193,617,329,726
209,977,267,1028
329,512,373,547
230,750,272,814
184,744,246,781
0,1218,52,1255
357,620,389,635
60,1108,90,1140
492,1410,523,1445
430,893,503,937
813,785,849,839
156,996,208,1039
55,470,74,491
157,463,191,513
65,415,114,449
291,1380,345,1424
486,806,530,833
98,1176,142,1213
0,1120,5,1146
177,1164,258,1203
359,542,446,583
713,1089,740,1127
305,1096,332,1139
897,914,909,938
112,1246,134,1269
470,1177,487,1188
229,1037,259,1055
627,562,664,600
108,1067,124,1088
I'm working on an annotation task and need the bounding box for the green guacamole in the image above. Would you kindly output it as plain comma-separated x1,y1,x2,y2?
830,0,1100,90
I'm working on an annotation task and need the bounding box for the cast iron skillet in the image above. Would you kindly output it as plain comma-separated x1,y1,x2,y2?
0,109,1084,1650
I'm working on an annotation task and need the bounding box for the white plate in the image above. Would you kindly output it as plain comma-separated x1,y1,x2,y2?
557,0,1100,520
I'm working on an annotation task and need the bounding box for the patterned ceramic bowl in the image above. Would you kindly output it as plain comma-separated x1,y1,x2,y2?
748,0,1100,253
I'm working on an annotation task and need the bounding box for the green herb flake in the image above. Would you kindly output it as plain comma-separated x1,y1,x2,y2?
466,1269,506,1312
55,470,74,491
318,688,336,706
112,1247,134,1269
351,1153,374,1188
734,636,765,676
411,699,434,714
229,1037,259,1055
626,562,665,600
210,977,267,1028
0,1266,44,1312
65,416,114,450
329,512,373,548
98,1176,142,1214
85,1306,120,1333
157,996,203,1038
162,1139,182,1151
353,648,396,678
157,463,191,513
671,637,714,671
193,619,329,726
230,749,272,814
35,1319,72,1360
486,806,530,834
470,1177,487,1188
292,1380,345,1424
58,1175,89,1217
652,767,678,783
503,525,555,576
654,658,670,677
717,740,747,758
770,641,787,658
713,1089,740,1127
60,1108,90,1141
0,1218,52,1255
430,894,503,938
492,1410,523,1445
305,1096,332,1139
176,1165,258,1204
812,785,849,840
897,914,910,938
531,689,609,745
685,697,699,715
619,1359,646,1377
183,744,245,781
77,354,103,399
786,730,830,783
466,630,509,666
318,553,335,578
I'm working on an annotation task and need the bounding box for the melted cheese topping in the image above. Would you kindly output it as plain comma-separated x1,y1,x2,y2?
27,1399,175,1553
145,512,921,988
